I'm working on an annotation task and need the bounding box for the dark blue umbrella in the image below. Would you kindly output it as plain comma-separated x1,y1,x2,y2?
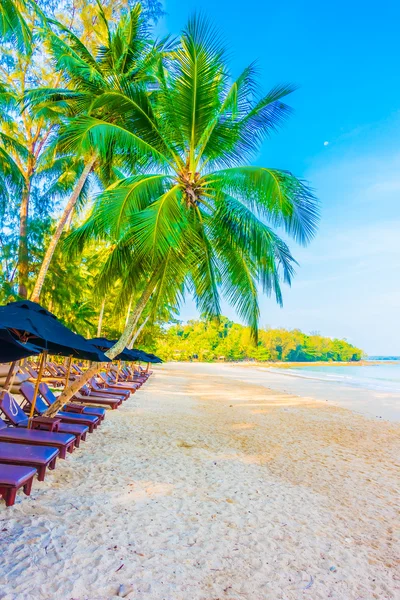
88,337,136,362
0,301,110,362
142,352,163,364
0,328,42,363
89,338,162,363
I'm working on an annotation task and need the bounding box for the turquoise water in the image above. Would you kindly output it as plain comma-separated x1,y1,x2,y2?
167,362,400,421
279,363,400,394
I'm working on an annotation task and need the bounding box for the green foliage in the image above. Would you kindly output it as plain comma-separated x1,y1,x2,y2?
63,15,319,338
0,3,327,360
149,318,364,363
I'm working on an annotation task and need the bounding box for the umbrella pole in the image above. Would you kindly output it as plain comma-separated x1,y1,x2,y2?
65,355,72,388
146,362,150,373
28,351,47,427
4,361,16,390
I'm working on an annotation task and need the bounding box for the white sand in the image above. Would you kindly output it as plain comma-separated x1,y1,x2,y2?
0,363,399,600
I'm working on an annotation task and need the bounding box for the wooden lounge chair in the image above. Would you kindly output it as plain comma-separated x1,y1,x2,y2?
37,383,108,420
0,417,75,459
106,370,141,389
33,382,107,421
99,372,138,393
0,391,89,448
19,383,101,434
45,362,77,382
111,368,143,387
88,377,129,401
21,364,64,388
0,464,37,507
121,367,147,384
79,383,124,404
0,442,59,481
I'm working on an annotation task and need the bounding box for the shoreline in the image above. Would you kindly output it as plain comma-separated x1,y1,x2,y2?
0,364,399,599
166,359,400,367
169,362,400,423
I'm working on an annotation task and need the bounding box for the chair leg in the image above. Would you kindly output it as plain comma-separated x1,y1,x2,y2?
6,488,17,507
37,466,46,482
23,478,33,496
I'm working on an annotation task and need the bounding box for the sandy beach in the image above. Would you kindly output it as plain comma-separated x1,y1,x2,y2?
0,363,399,600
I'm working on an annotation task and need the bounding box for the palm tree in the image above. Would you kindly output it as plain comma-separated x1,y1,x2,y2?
45,15,319,415
27,2,165,302
0,73,87,298
0,0,33,53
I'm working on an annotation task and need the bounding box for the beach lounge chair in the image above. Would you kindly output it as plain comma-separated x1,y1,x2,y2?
19,383,101,434
45,362,77,382
37,383,108,419
107,370,141,389
30,381,106,421
0,442,59,481
113,368,144,386
88,377,129,400
0,391,88,448
79,382,124,403
62,381,123,410
0,464,37,507
21,364,63,388
0,417,75,459
99,372,138,392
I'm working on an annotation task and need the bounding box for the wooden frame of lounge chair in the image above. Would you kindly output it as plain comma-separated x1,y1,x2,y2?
38,382,117,414
0,418,75,459
0,464,37,507
19,384,101,434
0,391,88,448
87,378,129,401
98,372,138,392
0,442,59,481
107,370,141,389
20,364,64,387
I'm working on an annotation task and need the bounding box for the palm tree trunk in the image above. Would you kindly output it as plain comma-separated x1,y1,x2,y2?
43,272,158,417
31,157,96,303
125,296,133,327
97,299,105,336
18,186,30,298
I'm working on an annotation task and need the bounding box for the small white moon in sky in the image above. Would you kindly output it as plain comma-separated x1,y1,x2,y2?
324,141,329,146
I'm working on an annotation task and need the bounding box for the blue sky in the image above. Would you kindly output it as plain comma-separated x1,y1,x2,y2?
157,1,400,355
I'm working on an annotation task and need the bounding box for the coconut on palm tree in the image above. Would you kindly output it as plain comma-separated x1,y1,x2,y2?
45,15,319,415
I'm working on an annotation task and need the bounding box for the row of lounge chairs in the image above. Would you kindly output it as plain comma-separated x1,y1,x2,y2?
0,363,151,506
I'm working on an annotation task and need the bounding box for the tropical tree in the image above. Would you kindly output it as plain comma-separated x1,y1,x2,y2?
151,318,364,362
27,2,166,302
45,15,319,414
0,0,33,53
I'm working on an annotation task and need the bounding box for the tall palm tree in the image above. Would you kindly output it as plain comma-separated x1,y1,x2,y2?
67,15,318,337
27,2,165,301
46,15,319,415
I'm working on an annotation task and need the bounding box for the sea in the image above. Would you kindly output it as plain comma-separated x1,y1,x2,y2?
260,361,400,422
175,361,400,422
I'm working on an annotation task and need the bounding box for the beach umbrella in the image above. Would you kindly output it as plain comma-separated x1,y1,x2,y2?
141,352,163,364
88,338,161,363
0,328,42,363
88,337,137,362
0,301,110,362
0,300,110,424
0,328,43,394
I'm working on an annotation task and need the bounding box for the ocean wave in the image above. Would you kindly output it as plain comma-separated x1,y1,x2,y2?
267,366,400,393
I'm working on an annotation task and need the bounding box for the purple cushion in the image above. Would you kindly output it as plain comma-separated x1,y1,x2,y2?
0,442,59,464
0,464,37,486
